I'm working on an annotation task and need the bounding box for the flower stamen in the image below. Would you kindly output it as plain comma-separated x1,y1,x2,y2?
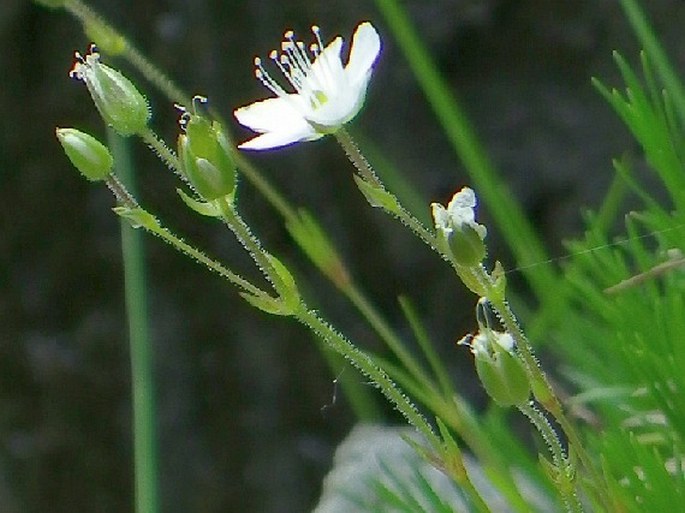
308,26,332,85
69,44,100,80
251,28,336,111
254,56,289,98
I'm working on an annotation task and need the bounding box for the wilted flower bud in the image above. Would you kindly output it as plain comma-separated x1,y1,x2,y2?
177,97,236,201
56,127,113,181
70,45,150,136
432,187,487,267
465,330,530,407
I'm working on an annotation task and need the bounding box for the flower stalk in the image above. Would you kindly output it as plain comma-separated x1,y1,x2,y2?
335,130,437,249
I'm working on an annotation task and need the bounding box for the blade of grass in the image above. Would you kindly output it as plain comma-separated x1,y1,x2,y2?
397,296,454,398
619,0,685,125
108,129,160,513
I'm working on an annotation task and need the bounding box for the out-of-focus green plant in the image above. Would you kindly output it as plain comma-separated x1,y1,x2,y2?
40,0,685,511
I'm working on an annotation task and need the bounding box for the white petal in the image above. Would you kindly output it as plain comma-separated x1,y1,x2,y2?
238,125,321,150
449,187,477,210
234,96,307,133
431,203,450,230
318,36,344,68
495,333,515,352
304,87,358,126
345,22,381,87
234,96,320,150
308,36,345,94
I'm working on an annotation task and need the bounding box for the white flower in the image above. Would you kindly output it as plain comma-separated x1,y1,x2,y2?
233,22,381,150
431,187,487,239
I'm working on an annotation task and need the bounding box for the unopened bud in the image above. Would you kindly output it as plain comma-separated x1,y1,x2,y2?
56,128,113,181
70,45,150,136
177,97,236,201
432,187,487,267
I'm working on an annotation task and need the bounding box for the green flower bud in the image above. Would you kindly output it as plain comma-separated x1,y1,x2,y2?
70,45,150,136
444,223,487,267
470,331,530,407
177,97,236,201
431,187,487,267
56,127,113,181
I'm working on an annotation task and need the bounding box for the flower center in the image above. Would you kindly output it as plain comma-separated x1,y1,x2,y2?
253,26,333,112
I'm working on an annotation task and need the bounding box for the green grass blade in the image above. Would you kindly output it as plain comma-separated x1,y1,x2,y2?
398,296,454,398
108,129,160,513
619,0,685,125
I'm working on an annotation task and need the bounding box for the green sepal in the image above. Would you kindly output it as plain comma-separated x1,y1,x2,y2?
455,266,488,297
447,223,487,267
239,292,291,316
176,188,222,217
266,253,300,314
113,206,159,230
489,261,507,302
353,175,401,215
473,333,530,408
530,373,555,410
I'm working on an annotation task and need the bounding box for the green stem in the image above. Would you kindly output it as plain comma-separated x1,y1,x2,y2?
214,198,285,294
489,293,589,451
518,403,583,513
149,219,265,297
476,265,603,504
139,128,183,178
334,130,437,249
108,130,159,513
336,121,598,507
105,174,266,298
335,128,382,185
295,305,439,448
214,199,440,441
106,173,139,208
64,0,190,105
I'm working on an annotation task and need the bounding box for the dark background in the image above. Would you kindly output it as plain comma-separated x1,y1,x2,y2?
2,0,684,512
